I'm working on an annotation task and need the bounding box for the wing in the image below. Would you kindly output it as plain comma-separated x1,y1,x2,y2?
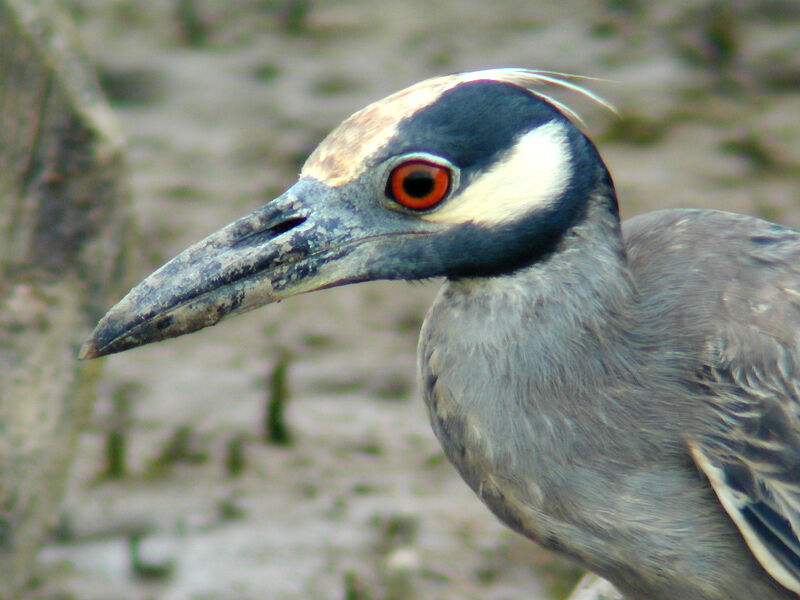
623,209,800,593
683,215,800,594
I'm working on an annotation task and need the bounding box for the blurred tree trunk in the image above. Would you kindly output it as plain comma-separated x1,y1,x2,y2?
0,0,137,596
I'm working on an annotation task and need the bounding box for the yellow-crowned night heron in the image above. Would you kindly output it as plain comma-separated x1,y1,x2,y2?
81,69,800,600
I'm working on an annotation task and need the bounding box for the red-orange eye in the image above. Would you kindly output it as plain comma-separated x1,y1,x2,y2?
387,160,451,211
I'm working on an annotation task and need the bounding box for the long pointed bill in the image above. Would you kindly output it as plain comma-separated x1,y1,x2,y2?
79,179,417,359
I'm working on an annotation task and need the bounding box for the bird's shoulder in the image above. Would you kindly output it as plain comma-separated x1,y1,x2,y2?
622,208,800,595
623,208,800,293
622,208,800,349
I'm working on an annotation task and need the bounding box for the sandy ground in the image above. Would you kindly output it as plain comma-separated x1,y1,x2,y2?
33,1,800,599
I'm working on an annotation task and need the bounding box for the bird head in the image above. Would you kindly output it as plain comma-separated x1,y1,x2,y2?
80,69,616,359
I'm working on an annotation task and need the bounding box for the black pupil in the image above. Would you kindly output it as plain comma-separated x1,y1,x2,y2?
403,170,434,198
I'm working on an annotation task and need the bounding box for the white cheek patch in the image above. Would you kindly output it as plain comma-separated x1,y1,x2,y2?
422,120,572,227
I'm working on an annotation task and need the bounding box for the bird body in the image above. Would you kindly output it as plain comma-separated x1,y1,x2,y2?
421,206,800,599
81,69,800,599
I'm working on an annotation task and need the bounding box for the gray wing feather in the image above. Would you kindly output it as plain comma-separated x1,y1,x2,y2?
624,209,800,593
679,213,800,593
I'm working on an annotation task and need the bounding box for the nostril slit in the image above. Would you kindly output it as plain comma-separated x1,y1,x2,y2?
268,216,306,236
233,216,307,248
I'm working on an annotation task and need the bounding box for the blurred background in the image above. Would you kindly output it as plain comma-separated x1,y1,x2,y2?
31,0,800,598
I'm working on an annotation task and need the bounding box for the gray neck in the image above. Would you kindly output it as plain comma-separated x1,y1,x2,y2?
419,194,644,429
417,194,686,534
